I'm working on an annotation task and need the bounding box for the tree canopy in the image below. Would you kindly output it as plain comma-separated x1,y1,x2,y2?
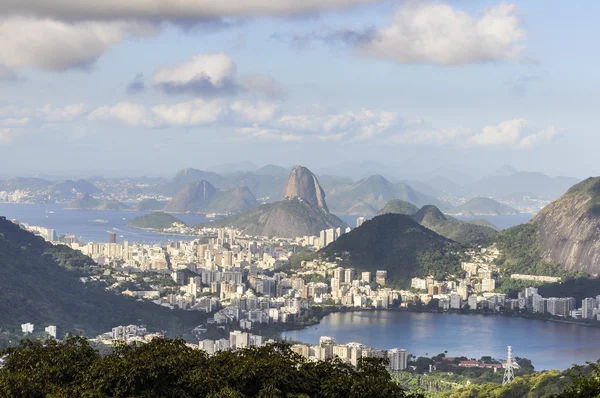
0,336,423,398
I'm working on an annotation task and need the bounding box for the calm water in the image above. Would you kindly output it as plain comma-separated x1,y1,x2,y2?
0,203,208,244
282,311,600,370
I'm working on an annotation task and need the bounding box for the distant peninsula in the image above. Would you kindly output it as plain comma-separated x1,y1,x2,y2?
447,197,519,217
128,212,186,230
65,193,129,211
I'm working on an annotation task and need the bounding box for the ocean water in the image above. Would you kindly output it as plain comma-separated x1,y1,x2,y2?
283,311,600,370
0,203,208,244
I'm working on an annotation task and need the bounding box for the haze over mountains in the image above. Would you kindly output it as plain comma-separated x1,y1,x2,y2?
0,163,582,218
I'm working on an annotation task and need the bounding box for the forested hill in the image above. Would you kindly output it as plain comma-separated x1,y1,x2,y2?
0,217,203,337
320,214,463,288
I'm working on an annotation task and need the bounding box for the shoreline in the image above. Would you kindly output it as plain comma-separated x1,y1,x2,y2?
275,305,595,338
127,225,202,237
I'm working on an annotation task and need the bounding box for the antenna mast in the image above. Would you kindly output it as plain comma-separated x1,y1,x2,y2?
502,346,515,385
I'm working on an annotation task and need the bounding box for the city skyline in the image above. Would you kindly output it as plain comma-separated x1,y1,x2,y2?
1,1,599,178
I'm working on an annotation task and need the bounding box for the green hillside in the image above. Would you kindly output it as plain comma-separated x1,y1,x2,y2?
206,197,347,238
412,206,498,246
377,199,419,216
128,212,185,230
0,216,203,337
320,213,463,288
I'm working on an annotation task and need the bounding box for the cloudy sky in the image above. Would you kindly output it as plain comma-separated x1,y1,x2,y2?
0,1,597,178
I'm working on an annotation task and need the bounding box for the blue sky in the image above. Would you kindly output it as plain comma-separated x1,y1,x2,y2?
0,0,598,178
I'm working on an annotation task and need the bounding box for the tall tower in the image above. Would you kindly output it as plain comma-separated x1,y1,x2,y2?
502,346,515,385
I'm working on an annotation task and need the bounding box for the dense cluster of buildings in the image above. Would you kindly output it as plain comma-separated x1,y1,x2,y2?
290,336,408,371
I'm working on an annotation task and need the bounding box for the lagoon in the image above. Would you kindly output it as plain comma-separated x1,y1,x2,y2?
282,311,600,370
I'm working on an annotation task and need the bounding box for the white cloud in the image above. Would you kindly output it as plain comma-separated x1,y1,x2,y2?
42,104,87,122
392,127,472,145
1,0,379,22
360,3,526,65
89,99,225,128
3,118,30,127
152,53,283,97
392,119,558,149
275,108,398,140
468,119,557,149
151,100,225,126
0,17,159,71
231,100,279,123
88,102,154,127
153,53,238,95
0,104,87,125
238,127,304,142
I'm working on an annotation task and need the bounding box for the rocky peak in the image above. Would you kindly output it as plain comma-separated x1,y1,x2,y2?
283,166,329,212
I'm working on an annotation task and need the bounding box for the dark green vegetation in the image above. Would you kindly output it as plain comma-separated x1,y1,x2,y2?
65,193,129,211
412,206,498,246
132,199,169,211
377,199,419,216
437,360,600,398
495,223,565,277
327,175,449,216
163,180,259,214
0,337,422,398
320,214,463,288
393,355,537,397
128,212,185,230
0,217,203,338
395,354,600,398
207,197,347,239
448,197,519,217
463,218,499,230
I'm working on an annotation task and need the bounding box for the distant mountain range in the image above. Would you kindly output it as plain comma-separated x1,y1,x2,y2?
326,175,450,216
162,181,258,214
208,166,346,238
465,172,579,199
0,166,582,219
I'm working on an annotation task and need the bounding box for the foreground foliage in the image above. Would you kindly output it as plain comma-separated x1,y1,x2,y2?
0,337,422,398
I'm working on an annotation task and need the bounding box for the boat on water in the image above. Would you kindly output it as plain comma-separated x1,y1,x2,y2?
92,219,108,223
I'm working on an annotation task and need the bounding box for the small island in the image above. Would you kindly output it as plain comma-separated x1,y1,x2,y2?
128,212,186,231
